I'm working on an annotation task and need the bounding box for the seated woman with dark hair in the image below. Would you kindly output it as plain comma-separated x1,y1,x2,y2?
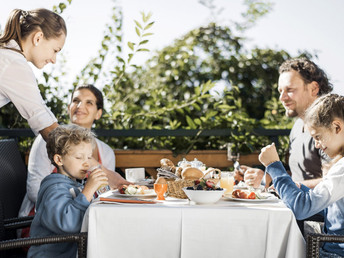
18,85,130,237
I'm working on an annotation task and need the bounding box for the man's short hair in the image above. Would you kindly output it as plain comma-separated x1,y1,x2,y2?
279,58,333,96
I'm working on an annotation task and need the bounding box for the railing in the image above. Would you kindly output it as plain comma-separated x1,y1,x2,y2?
0,128,290,142
0,128,291,177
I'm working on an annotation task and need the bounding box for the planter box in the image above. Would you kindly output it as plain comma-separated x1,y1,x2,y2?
115,149,260,178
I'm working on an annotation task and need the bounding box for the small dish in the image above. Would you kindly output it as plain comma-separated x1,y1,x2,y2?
112,189,156,197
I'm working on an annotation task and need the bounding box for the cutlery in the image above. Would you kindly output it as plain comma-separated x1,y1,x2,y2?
233,161,243,173
234,160,257,192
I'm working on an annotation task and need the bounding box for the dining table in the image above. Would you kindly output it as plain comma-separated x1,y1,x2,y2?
81,191,306,258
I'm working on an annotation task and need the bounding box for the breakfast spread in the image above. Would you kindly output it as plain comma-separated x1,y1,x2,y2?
156,158,223,198
181,167,204,180
232,189,256,199
119,185,150,195
186,178,223,191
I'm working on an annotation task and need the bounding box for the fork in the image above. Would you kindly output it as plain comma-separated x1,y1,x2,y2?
233,161,243,173
234,160,256,192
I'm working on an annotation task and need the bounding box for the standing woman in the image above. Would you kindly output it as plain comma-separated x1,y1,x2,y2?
0,8,66,140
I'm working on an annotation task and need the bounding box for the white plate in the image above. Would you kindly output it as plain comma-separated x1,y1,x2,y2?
233,185,249,190
112,189,157,197
223,194,279,202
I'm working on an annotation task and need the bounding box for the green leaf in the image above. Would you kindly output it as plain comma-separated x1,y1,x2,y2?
127,42,134,51
59,3,67,12
116,56,125,64
134,20,142,29
144,22,154,30
135,27,141,37
139,40,149,45
201,81,215,94
137,48,149,52
186,115,196,129
141,12,152,23
43,72,49,83
142,33,154,37
194,118,202,126
128,53,133,63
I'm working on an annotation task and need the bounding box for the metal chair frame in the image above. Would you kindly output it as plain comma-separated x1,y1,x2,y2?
306,233,344,258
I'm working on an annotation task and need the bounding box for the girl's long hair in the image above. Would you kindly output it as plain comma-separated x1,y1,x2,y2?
0,8,66,51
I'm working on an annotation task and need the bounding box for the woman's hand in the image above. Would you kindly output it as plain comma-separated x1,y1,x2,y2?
258,142,280,167
101,166,132,189
242,165,265,188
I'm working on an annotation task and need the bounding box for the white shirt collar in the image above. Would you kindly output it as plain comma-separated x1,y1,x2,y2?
5,40,21,50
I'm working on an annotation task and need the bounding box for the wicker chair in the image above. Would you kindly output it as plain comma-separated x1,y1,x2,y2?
0,201,87,258
307,233,344,258
0,139,88,257
0,139,28,220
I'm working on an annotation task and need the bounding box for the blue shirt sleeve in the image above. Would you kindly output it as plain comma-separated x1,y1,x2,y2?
39,184,90,234
267,161,328,220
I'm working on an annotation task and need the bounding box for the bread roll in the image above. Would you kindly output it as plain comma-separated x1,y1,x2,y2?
181,167,204,180
175,167,183,178
160,158,176,172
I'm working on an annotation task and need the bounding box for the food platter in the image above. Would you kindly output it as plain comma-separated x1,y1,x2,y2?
223,193,279,202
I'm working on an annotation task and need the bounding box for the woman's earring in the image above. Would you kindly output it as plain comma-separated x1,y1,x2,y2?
35,43,38,46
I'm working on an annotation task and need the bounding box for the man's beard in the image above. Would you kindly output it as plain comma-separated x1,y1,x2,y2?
285,109,298,118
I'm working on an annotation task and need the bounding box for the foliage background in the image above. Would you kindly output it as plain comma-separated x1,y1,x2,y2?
0,0,317,161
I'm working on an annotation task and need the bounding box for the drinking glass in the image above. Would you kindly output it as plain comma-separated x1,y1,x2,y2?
154,183,168,200
220,172,235,194
88,165,110,197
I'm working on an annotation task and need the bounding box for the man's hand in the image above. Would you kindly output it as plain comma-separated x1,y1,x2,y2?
242,165,265,188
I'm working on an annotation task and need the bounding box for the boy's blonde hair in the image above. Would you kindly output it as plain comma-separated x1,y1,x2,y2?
46,124,96,167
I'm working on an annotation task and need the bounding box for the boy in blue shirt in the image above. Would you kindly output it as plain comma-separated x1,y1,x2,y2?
28,124,108,257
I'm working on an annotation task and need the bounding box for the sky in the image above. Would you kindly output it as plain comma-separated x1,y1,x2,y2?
1,0,344,96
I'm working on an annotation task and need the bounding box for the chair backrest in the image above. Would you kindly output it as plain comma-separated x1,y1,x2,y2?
0,201,5,241
0,139,27,220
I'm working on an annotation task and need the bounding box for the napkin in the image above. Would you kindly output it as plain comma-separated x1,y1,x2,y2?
99,197,156,204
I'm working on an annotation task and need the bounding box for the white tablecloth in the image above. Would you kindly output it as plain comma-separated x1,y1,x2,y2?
81,198,305,258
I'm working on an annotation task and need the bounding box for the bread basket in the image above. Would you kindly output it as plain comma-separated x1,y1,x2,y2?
167,179,195,199
166,168,221,199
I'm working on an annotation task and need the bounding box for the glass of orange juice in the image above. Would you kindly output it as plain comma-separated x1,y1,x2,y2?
220,172,235,195
154,183,168,200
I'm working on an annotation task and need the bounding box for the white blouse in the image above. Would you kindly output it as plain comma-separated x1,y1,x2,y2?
0,40,57,135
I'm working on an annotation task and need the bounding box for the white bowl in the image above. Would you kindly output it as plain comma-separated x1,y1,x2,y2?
182,188,226,204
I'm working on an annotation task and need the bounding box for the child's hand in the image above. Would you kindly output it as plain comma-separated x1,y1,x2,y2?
82,167,108,201
259,142,280,167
